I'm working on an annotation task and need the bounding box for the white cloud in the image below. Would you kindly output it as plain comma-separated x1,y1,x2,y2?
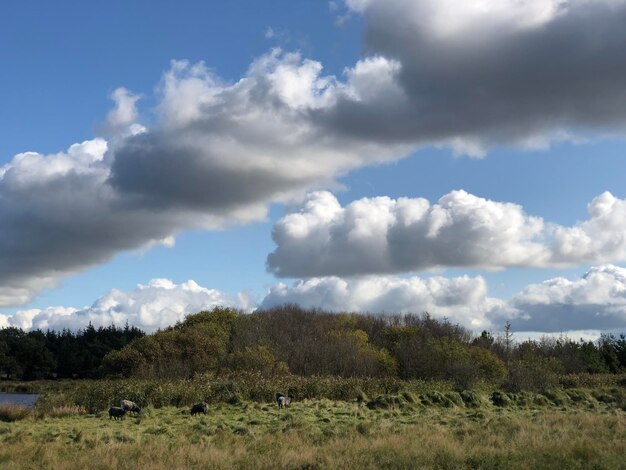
261,265,626,333
3,267,626,334
348,0,569,37
269,190,626,277
261,274,498,329
1,279,239,333
501,264,626,331
551,192,626,264
103,87,143,137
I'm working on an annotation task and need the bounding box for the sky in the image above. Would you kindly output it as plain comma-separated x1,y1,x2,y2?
2,0,626,338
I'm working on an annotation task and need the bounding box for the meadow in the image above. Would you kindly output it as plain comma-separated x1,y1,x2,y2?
1,308,625,468
0,383,625,469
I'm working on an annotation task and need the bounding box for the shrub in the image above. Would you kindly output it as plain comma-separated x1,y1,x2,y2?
422,391,457,407
543,390,569,406
0,405,32,422
511,391,550,407
491,391,512,407
229,345,289,375
504,358,561,392
459,390,484,408
567,389,595,405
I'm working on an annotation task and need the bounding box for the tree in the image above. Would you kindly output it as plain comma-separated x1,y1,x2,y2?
503,321,514,364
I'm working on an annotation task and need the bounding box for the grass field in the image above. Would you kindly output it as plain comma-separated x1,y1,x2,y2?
0,390,624,469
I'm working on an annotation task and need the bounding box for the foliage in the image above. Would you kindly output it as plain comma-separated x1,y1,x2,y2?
2,306,626,390
0,324,143,380
504,357,562,393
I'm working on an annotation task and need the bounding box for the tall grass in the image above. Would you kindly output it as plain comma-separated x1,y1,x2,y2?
33,374,456,414
29,374,626,417
0,401,623,469
0,404,32,422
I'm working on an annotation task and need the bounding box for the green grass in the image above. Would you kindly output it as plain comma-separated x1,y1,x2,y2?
0,390,624,469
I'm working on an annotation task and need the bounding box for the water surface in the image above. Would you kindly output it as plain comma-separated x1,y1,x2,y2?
0,392,40,408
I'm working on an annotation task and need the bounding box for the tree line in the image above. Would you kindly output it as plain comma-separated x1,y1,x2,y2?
101,306,626,390
0,324,144,380
2,306,625,389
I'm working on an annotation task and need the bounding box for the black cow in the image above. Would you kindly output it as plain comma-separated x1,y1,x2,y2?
190,402,208,416
109,406,126,420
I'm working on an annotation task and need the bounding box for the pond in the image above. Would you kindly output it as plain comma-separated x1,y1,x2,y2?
0,393,40,408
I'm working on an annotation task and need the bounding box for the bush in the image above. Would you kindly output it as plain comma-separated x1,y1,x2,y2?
510,391,551,407
504,358,561,392
491,391,512,407
543,390,569,406
459,390,484,408
559,373,623,389
421,391,457,407
567,389,595,405
0,405,32,422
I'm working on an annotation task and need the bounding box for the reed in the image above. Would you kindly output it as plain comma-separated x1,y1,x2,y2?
0,404,32,422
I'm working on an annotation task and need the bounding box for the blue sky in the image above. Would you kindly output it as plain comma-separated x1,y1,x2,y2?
2,0,626,336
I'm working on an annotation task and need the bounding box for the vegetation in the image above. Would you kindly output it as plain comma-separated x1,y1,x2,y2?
0,404,32,423
0,324,144,380
1,307,625,386
1,306,626,468
0,395,624,469
99,306,626,386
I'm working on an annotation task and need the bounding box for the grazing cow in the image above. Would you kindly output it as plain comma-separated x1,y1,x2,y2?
276,392,293,409
109,407,126,420
190,402,208,416
120,399,141,415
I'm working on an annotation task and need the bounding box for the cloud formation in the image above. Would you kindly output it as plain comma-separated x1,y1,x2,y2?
3,266,626,334
0,52,410,307
339,0,626,155
504,264,626,332
268,191,626,277
5,0,626,305
261,265,626,333
0,279,239,333
109,53,409,211
261,274,499,329
0,137,225,307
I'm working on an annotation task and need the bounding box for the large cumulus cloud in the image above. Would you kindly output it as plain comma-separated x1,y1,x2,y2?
267,191,626,277
0,136,232,308
261,265,626,333
5,0,626,306
0,52,410,307
260,274,501,329
108,54,409,210
336,0,626,155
